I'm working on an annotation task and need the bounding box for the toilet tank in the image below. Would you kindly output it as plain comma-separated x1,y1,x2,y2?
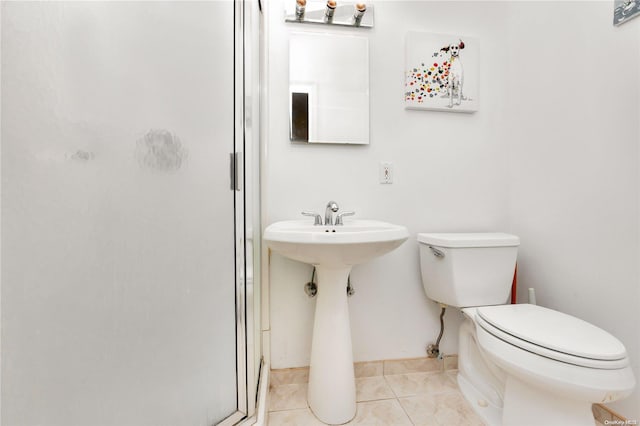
418,233,519,308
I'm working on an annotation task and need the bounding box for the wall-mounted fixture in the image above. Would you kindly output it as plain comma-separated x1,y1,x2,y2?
289,32,370,144
295,0,306,19
325,0,337,19
353,3,366,25
285,0,374,28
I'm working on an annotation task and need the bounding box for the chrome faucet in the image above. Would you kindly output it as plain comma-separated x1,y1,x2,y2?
324,201,339,226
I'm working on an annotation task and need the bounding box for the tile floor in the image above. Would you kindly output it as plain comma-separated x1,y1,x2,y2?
268,356,606,426
268,356,484,426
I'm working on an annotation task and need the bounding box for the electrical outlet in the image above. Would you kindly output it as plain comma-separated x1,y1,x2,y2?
379,162,393,184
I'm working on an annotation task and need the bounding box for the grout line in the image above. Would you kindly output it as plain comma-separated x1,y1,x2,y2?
395,395,416,426
382,374,402,399
444,370,459,386
383,369,447,379
267,406,308,413
357,396,399,403
355,376,397,404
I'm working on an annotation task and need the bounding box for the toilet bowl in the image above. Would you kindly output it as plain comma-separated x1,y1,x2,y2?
417,233,635,426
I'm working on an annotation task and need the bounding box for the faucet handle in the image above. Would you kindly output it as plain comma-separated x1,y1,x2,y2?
302,211,323,225
335,211,355,225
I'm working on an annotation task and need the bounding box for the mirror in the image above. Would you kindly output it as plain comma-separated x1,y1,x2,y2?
289,33,369,144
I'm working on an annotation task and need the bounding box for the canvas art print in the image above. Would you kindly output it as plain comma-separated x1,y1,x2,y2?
405,32,479,113
614,0,640,25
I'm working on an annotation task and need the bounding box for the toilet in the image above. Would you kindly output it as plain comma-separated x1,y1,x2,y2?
417,233,636,426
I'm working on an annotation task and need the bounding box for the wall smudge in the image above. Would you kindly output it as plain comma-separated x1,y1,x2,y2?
70,150,94,162
135,129,187,172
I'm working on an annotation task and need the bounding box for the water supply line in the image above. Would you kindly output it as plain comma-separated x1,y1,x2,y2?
510,264,518,304
304,267,355,297
427,303,446,358
346,275,355,296
304,268,318,297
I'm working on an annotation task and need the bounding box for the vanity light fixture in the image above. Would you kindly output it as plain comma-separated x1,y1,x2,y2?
325,0,337,20
284,0,374,28
295,0,306,20
353,3,366,25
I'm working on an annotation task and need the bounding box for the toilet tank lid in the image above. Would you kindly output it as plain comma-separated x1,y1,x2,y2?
417,233,520,248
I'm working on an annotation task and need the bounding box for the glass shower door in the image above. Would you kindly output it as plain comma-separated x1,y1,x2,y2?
1,1,243,425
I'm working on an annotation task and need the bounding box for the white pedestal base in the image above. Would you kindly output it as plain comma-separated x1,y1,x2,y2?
307,266,356,425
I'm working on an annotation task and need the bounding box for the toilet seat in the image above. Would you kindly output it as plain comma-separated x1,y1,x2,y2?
471,304,629,370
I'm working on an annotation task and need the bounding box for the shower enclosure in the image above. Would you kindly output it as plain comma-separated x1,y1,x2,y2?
1,1,261,425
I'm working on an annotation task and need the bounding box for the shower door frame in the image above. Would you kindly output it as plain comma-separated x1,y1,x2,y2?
0,1,257,424
219,0,255,424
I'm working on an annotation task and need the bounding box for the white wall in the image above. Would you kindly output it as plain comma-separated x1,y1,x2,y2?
506,2,640,420
265,0,512,369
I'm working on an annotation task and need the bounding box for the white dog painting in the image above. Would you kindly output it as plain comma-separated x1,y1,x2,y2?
405,32,479,113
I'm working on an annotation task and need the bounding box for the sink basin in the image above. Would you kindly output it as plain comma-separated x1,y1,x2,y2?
264,219,409,266
264,218,409,424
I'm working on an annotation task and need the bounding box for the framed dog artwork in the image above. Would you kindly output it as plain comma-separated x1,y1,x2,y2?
405,32,479,113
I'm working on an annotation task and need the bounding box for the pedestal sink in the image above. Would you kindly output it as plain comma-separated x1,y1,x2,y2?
264,219,409,425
